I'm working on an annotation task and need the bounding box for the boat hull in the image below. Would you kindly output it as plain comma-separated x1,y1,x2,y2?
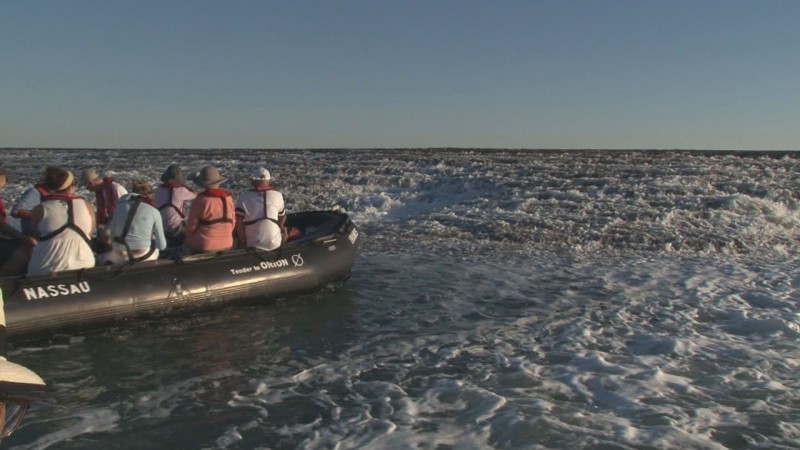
0,211,359,340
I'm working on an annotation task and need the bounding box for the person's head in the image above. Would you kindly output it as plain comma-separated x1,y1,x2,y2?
130,179,153,197
160,164,186,184
0,167,7,191
81,168,102,191
43,166,74,194
250,167,271,188
192,165,228,190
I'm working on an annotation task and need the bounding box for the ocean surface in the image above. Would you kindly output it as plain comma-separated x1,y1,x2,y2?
1,148,799,449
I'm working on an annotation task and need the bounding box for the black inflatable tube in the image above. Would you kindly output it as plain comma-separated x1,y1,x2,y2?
0,211,359,341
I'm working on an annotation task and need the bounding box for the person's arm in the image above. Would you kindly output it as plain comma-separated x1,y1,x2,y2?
84,199,97,234
26,204,45,244
234,214,246,248
228,197,236,229
277,193,287,236
184,199,200,238
179,187,197,214
0,222,36,246
11,209,33,220
184,187,197,201
227,197,237,246
114,183,128,200
152,209,167,250
11,188,39,219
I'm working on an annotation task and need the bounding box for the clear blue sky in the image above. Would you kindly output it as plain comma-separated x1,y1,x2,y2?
1,1,798,150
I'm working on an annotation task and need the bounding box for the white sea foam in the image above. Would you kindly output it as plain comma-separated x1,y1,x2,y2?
2,149,799,449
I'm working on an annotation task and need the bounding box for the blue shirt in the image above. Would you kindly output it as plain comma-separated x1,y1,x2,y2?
11,185,45,235
109,194,167,252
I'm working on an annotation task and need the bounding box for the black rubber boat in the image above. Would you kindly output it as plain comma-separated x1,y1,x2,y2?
0,210,359,340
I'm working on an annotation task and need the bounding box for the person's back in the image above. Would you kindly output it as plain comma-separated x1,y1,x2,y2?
184,166,234,253
235,168,285,251
28,168,95,275
235,189,284,250
185,190,234,253
105,184,167,264
154,181,195,245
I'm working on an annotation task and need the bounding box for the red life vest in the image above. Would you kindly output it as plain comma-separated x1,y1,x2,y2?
197,189,233,226
34,184,49,200
95,178,119,225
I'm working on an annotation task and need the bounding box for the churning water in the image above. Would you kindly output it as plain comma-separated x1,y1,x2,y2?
1,148,799,449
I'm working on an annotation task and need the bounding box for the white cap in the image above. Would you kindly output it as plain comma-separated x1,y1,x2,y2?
251,167,271,180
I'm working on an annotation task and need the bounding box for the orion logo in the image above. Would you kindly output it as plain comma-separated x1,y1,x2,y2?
292,254,304,267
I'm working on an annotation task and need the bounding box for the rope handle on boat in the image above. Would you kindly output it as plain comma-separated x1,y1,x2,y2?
166,278,185,300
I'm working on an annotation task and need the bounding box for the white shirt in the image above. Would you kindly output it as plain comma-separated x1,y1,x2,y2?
28,198,95,275
235,188,285,251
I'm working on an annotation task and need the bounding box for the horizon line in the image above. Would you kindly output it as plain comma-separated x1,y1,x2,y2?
1,147,798,152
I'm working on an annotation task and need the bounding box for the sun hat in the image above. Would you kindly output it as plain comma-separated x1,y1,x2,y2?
193,165,228,188
250,167,271,181
160,164,187,184
57,171,74,192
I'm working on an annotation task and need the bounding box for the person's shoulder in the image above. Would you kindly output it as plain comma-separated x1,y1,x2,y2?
237,189,258,199
180,185,197,195
143,202,160,213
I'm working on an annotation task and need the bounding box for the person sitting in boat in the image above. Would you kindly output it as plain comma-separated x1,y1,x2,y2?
101,180,167,265
0,168,38,276
184,166,235,254
10,179,49,237
81,168,127,227
27,167,96,276
235,167,286,251
154,164,196,247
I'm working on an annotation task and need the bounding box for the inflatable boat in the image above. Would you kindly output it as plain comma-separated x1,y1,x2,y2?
0,210,359,340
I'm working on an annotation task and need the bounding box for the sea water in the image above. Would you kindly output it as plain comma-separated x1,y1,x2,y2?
0,149,798,449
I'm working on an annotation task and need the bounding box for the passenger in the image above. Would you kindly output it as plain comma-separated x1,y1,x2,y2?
235,167,286,251
184,166,235,254
81,168,127,226
0,168,38,276
10,181,49,236
153,164,196,247
101,180,167,265
28,167,96,276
